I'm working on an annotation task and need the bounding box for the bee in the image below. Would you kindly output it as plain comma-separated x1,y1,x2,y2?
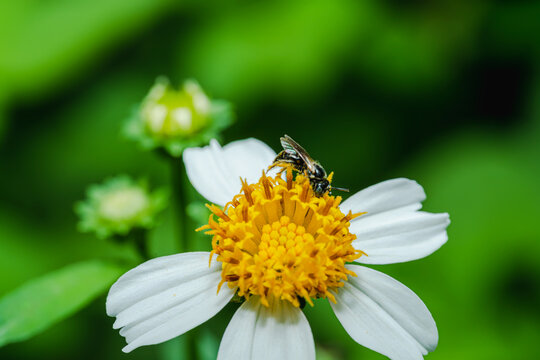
269,135,348,197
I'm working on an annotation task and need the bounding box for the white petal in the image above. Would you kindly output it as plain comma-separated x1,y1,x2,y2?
183,138,276,206
340,178,448,264
106,252,235,353
218,297,315,360
351,211,450,264
340,178,426,216
331,265,437,360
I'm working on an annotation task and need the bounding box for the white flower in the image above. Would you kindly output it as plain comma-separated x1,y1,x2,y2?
106,138,450,359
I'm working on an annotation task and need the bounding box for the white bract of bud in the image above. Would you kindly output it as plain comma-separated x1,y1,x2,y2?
141,79,209,137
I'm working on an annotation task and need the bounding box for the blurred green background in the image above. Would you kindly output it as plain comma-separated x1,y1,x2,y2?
1,0,539,359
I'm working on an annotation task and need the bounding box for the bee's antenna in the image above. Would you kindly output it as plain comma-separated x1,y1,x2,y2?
331,186,349,193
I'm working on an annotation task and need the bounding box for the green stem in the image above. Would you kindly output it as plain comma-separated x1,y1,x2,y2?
170,156,197,360
171,157,190,252
132,228,150,260
188,329,198,360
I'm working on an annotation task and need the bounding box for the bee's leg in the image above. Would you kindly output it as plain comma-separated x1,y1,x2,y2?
276,166,288,176
268,151,285,170
268,161,287,171
268,161,293,176
268,152,297,171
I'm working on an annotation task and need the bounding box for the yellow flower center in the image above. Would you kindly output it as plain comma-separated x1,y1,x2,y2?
198,169,365,308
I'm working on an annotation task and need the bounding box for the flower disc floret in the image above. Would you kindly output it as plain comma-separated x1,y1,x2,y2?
199,170,365,307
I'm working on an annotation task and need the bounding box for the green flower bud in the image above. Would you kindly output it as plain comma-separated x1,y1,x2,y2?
75,176,168,239
124,78,233,157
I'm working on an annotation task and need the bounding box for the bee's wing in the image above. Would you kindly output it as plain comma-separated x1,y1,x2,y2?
280,135,317,173
280,135,299,155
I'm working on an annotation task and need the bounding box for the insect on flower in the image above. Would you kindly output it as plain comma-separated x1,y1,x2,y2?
106,138,450,360
269,134,348,197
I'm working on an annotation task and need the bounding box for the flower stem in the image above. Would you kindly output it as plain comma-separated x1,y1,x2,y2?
170,156,197,360
170,157,190,252
132,228,150,260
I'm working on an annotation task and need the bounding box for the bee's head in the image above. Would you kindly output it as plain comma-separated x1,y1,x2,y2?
311,178,330,197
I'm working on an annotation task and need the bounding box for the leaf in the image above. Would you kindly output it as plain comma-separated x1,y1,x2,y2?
0,260,124,347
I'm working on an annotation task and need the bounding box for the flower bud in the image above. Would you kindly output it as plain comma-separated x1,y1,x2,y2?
75,176,168,239
124,78,233,157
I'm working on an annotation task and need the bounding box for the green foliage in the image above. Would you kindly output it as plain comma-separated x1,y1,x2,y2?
196,330,220,360
159,337,187,360
0,0,173,100
184,0,361,103
0,260,124,347
0,0,539,358
400,127,540,360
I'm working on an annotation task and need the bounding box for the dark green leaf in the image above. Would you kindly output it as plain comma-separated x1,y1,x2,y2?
0,260,124,347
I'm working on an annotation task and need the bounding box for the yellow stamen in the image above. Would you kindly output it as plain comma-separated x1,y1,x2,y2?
200,169,365,307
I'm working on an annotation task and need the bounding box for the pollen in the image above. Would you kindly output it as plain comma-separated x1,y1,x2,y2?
198,168,365,308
